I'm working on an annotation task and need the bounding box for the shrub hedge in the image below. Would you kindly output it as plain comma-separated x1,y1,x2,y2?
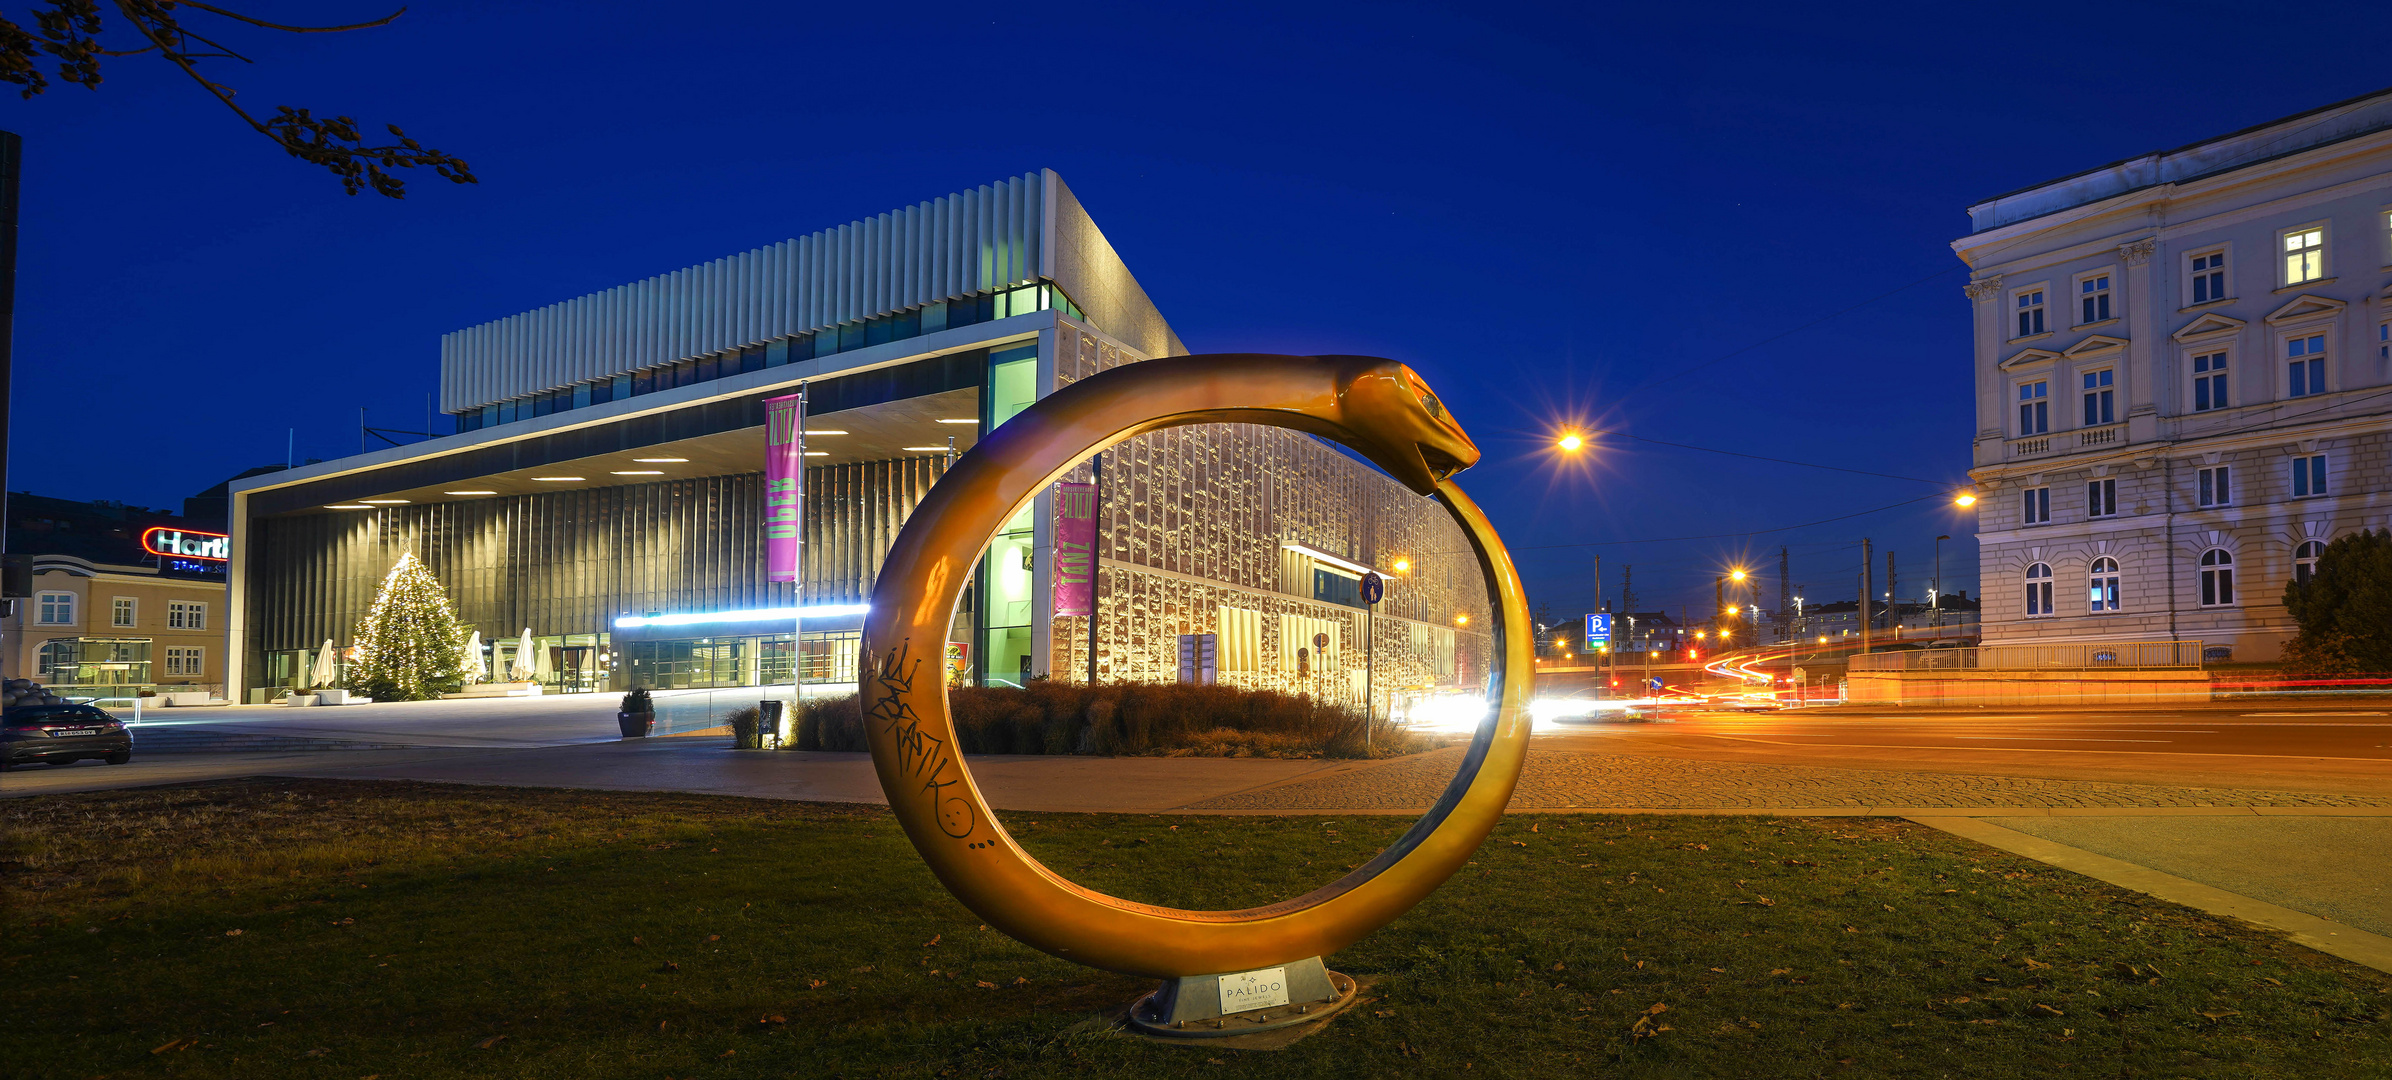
792,682,1431,758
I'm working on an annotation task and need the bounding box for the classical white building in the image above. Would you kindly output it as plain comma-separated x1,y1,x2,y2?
1958,88,2392,663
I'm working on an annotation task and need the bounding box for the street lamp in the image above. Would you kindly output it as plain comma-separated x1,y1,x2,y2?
1556,432,1584,452
1953,490,1979,508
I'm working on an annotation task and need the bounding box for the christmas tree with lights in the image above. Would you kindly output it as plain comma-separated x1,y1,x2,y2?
348,551,469,701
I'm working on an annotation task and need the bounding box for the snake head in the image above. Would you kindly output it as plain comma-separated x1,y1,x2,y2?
1330,358,1481,496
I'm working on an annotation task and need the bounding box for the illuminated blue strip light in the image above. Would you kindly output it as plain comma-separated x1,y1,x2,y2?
612,604,870,629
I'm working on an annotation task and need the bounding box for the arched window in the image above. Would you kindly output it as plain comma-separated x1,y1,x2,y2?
2295,540,2325,586
2024,562,2054,616
2199,549,2235,606
2088,557,2120,612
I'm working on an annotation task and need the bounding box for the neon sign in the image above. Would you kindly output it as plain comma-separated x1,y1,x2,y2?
141,527,230,562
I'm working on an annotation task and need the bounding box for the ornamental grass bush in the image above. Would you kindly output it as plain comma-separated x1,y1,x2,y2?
793,682,1436,759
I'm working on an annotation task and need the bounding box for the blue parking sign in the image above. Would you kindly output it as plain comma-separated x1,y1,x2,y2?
1584,612,1612,653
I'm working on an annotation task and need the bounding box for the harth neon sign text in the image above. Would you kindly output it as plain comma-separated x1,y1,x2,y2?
142,527,230,562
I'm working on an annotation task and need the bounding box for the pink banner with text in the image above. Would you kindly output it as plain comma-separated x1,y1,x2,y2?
764,393,804,582
1054,482,1096,616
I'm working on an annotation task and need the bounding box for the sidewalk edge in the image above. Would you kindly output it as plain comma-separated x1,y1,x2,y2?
1910,815,2392,976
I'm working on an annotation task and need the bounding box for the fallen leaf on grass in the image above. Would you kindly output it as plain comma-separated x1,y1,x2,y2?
1011,977,1029,987
851,965,874,974
1629,1002,1672,1040
2023,958,2052,970
976,980,998,989
1769,969,1792,976
224,929,245,937
759,1015,787,1025
303,1047,333,1057
718,1050,735,1058
151,1038,198,1055
2201,1010,2242,1023
923,934,941,948
1740,897,1776,907
806,979,826,989
475,1035,507,1049
706,935,721,943
631,936,643,946
2033,1004,2066,1017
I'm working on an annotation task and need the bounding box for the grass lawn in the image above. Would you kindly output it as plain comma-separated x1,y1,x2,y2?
4,779,2388,1079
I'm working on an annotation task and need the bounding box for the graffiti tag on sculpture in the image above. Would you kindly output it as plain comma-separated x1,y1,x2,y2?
869,642,979,842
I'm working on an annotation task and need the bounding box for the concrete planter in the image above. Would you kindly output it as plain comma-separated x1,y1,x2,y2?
617,711,655,738
282,693,318,707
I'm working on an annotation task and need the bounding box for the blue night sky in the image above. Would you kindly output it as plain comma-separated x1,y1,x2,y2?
9,1,2391,619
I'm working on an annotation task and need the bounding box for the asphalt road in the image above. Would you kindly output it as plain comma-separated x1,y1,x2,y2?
1538,700,2392,797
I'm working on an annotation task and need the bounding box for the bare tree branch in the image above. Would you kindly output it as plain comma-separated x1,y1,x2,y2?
0,0,475,198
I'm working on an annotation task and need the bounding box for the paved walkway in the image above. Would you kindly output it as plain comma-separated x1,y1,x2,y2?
1185,745,2392,811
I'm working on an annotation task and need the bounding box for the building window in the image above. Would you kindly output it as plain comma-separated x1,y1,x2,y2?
2086,477,2117,518
111,597,136,628
2378,321,2388,362
2015,289,2047,337
2081,369,2114,426
168,600,209,630
164,646,206,677
2021,486,2051,525
2024,562,2054,617
2191,351,2229,412
2197,465,2230,507
2190,250,2227,304
2018,381,2049,435
2088,557,2120,613
2287,334,2326,397
2079,274,2112,324
2295,539,2325,586
2292,454,2327,498
36,592,74,625
2282,226,2325,285
2199,549,2235,606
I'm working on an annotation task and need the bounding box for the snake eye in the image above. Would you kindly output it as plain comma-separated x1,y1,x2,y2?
1421,392,1445,421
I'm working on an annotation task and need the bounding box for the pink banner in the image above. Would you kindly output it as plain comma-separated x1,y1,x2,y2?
1054,482,1095,616
764,393,805,582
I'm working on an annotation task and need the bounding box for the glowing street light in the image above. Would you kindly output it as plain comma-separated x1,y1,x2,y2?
1455,613,1470,626
1556,432,1584,452
1954,490,1979,508
1728,568,1747,582
1392,558,1411,573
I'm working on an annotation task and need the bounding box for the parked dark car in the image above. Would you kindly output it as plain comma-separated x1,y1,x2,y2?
2,703,132,769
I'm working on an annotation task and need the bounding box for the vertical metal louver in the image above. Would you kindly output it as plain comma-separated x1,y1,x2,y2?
439,173,1049,414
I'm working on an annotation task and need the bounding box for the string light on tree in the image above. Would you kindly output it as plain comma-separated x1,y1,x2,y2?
348,551,470,701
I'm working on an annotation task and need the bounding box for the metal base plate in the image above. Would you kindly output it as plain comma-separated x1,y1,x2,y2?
1127,969,1358,1040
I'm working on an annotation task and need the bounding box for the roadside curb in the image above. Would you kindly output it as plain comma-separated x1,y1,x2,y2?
1163,804,2392,816
1911,815,2392,976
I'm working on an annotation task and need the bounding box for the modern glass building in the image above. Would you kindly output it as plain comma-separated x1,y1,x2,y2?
225,171,1492,704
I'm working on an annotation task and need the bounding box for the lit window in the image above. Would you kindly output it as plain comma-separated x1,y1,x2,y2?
2295,539,2325,586
2018,381,2049,435
2088,557,2120,613
2080,274,2112,323
2024,562,2054,617
2287,334,2326,397
2020,486,2051,525
2379,321,2388,362
2199,549,2235,606
2086,477,2117,518
2015,289,2047,337
2190,250,2227,304
2197,465,2230,508
2283,226,2325,284
2292,454,2327,498
2081,369,2114,426
36,591,75,625
111,597,136,628
168,601,208,631
2191,352,2228,412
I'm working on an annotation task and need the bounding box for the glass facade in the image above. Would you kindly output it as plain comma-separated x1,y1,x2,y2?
977,343,1042,687
621,631,859,690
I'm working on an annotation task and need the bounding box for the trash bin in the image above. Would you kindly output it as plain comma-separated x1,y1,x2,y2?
759,699,790,750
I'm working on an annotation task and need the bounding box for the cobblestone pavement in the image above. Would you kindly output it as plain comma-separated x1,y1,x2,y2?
1186,747,2392,811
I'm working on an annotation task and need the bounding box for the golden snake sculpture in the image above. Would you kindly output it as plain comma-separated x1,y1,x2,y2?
859,353,1535,979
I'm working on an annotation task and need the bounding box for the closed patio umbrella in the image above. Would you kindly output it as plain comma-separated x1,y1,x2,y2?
511,628,538,682
461,630,487,684
310,639,339,689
